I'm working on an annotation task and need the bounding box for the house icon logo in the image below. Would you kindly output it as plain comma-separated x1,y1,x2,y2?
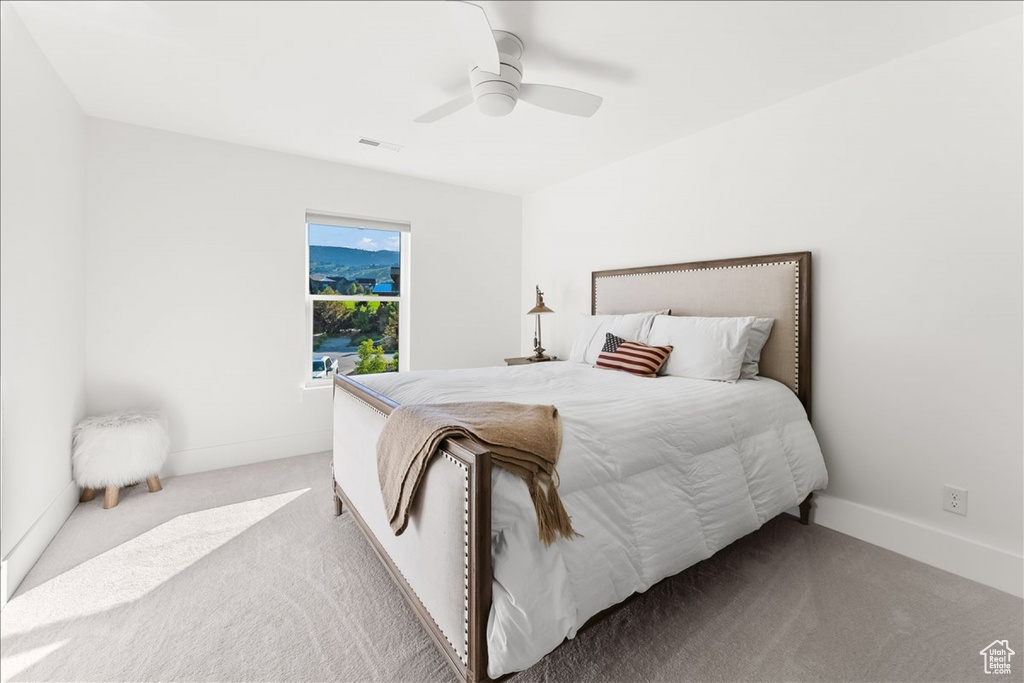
979,640,1015,675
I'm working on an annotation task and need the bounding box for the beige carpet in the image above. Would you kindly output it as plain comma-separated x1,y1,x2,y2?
1,452,1020,683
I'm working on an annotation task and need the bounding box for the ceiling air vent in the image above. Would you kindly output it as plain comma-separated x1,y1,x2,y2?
358,137,403,152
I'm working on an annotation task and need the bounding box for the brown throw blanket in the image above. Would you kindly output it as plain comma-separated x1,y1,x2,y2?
377,402,576,545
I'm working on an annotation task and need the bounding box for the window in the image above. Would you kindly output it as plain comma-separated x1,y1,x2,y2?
306,213,407,383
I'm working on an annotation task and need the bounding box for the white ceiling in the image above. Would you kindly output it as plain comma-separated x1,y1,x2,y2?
11,1,1021,195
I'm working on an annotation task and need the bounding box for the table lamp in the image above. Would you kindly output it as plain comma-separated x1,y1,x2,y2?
528,285,554,361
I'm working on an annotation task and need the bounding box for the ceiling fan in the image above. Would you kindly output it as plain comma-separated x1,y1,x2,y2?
415,1,603,123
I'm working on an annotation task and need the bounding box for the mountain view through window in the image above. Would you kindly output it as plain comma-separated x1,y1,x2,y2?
308,222,400,379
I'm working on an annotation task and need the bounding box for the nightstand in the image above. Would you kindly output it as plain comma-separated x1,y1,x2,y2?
504,356,559,366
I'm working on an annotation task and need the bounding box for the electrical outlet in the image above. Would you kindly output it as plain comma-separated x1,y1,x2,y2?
943,485,968,516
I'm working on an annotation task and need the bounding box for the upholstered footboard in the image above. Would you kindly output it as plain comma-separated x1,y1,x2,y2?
332,375,493,683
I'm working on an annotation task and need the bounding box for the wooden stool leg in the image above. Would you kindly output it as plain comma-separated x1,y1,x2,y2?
146,475,163,493
103,486,120,509
80,487,97,503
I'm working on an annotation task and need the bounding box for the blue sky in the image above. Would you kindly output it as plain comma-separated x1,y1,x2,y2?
308,223,400,252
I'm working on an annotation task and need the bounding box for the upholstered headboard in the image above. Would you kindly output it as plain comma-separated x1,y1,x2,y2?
592,252,812,418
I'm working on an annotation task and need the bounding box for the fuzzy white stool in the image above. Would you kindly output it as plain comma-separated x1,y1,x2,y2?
72,410,169,509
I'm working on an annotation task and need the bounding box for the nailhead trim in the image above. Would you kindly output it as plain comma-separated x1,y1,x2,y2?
793,265,800,392
337,391,471,665
594,261,801,393
441,451,472,667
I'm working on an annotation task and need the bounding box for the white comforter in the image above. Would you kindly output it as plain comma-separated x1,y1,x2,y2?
358,362,828,677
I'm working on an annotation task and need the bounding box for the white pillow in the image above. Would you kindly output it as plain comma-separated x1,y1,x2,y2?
568,311,666,365
740,318,775,379
648,315,756,382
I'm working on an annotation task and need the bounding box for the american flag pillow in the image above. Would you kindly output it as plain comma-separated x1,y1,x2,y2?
601,332,626,353
595,339,673,378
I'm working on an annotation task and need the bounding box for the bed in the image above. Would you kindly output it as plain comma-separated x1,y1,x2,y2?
332,251,826,682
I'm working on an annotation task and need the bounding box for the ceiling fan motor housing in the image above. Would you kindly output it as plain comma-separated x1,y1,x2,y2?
470,31,524,117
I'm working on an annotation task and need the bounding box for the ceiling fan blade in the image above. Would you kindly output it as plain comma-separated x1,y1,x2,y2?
520,83,603,117
447,1,500,74
414,92,475,123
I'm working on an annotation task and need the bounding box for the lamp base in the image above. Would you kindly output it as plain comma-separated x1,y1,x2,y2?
530,342,550,362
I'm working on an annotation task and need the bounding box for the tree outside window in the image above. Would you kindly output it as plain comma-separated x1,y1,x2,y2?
307,219,404,380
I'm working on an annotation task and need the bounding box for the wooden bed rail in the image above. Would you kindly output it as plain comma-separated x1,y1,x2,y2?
333,373,494,683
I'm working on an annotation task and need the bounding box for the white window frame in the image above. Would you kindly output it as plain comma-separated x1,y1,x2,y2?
304,211,410,388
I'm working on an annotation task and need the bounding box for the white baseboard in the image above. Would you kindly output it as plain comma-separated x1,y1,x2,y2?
1,479,79,604
163,429,332,478
810,493,1023,598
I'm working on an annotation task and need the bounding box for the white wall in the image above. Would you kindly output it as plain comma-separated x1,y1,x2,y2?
522,19,1022,595
0,8,87,595
85,120,522,477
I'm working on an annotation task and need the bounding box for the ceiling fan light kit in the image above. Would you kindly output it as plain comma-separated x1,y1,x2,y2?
469,31,523,117
415,1,603,123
